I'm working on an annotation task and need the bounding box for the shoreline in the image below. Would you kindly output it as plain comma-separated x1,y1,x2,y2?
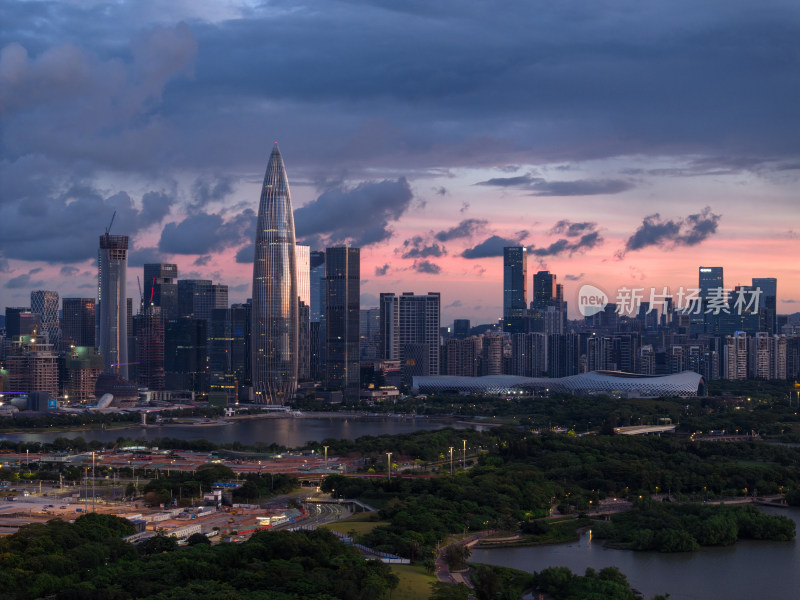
0,411,469,437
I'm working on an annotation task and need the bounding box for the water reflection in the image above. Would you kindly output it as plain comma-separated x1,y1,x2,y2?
1,416,473,448
470,507,799,600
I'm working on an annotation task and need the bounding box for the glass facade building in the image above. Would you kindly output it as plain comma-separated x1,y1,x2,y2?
98,233,129,378
325,246,360,399
30,290,59,346
62,298,96,348
144,263,178,320
251,144,298,403
503,247,527,333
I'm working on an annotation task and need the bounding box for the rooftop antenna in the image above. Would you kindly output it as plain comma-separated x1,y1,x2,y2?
105,210,117,235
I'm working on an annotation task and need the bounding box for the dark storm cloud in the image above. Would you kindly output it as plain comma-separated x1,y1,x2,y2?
399,236,446,259
194,255,212,266
618,207,721,257
0,22,197,168
531,180,633,196
190,175,235,209
435,218,488,242
158,209,255,255
0,0,798,310
476,175,633,196
295,178,413,247
550,221,597,237
414,260,441,274
375,264,390,276
678,207,722,246
3,0,797,180
128,246,166,267
564,273,585,281
0,177,177,263
528,221,603,257
6,271,44,289
235,244,254,264
60,266,80,277
530,231,603,257
477,175,537,188
462,234,527,259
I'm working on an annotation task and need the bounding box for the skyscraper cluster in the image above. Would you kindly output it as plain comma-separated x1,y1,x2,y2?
2,149,800,413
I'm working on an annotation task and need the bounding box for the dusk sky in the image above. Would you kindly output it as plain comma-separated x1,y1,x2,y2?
1,0,799,324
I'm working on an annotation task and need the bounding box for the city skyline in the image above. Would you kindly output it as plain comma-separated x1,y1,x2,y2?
1,1,799,324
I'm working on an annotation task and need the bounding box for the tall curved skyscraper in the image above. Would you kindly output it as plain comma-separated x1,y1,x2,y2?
251,143,298,403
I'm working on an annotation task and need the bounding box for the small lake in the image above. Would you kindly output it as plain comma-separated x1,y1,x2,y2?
470,507,800,600
0,415,478,448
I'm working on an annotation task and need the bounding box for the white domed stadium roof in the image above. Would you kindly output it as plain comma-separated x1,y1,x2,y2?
412,370,705,398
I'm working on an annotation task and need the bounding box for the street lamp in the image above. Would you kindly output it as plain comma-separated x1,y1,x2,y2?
462,440,466,469
386,452,392,480
449,447,454,476
323,446,329,471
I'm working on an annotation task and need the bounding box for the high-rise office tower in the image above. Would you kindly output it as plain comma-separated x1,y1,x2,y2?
503,247,527,334
98,232,129,378
309,251,326,322
4,307,39,339
252,144,298,403
752,277,777,334
510,332,548,377
178,280,228,321
298,301,311,381
209,306,250,401
133,306,165,390
719,285,760,336
380,291,441,380
144,264,178,319
309,250,327,380
178,280,210,318
296,244,311,308
296,244,311,380
30,291,59,345
693,267,724,336
547,333,580,378
699,267,724,297
453,319,471,339
398,292,441,379
360,307,381,360
62,298,96,348
529,271,560,333
533,271,557,307
325,246,360,399
379,293,399,360
165,318,208,392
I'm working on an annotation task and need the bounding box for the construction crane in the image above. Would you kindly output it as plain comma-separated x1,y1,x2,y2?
105,210,116,235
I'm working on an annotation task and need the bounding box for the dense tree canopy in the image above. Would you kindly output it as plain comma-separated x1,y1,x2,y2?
0,518,398,600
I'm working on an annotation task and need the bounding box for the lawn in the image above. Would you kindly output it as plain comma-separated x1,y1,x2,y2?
391,564,436,600
321,510,388,537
